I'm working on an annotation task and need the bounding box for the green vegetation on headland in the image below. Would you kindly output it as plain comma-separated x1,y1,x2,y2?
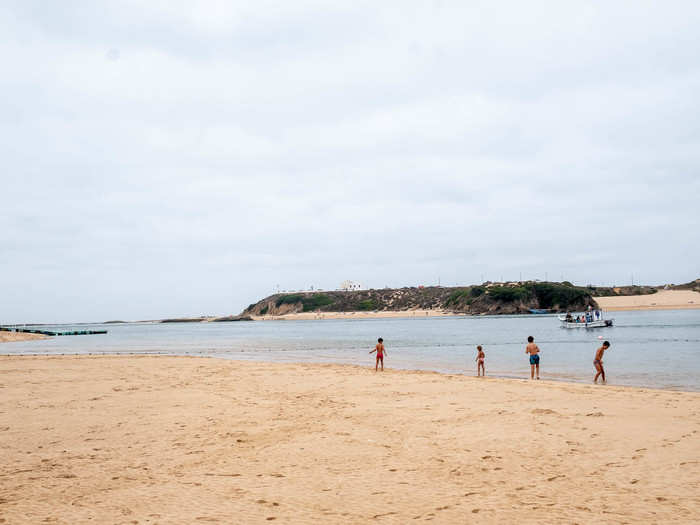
276,293,335,312
669,278,700,292
243,281,600,316
149,279,700,323
590,285,658,297
591,279,700,296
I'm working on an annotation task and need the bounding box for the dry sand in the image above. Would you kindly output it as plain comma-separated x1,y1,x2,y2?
595,290,700,311
0,331,48,343
1,356,699,524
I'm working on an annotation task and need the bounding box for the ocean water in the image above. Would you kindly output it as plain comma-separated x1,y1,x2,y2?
3,309,700,391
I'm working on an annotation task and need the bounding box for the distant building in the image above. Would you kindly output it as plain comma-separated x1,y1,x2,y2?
340,280,364,291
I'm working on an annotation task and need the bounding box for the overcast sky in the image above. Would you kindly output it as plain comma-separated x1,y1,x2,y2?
1,1,699,323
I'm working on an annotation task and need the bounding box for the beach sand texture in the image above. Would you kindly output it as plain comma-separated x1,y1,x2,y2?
595,290,700,311
0,331,48,343
1,356,699,524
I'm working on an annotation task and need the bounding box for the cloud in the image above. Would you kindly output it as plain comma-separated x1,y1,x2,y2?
1,1,699,322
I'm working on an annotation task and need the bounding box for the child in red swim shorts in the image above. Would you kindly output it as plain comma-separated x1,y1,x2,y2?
369,337,387,371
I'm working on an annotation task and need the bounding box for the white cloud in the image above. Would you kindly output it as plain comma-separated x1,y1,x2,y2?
1,1,699,322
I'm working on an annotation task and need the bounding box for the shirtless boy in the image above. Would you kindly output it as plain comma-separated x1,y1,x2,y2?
525,336,540,380
476,345,485,377
369,337,387,371
594,341,611,384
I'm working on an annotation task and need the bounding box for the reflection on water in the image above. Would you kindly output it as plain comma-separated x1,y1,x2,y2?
4,310,700,391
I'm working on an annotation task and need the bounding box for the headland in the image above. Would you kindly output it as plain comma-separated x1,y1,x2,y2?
243,281,597,319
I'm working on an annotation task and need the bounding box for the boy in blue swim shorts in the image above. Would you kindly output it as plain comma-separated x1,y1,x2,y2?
525,335,540,380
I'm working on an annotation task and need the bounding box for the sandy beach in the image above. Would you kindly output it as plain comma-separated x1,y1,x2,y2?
253,309,453,321
595,290,700,311
0,331,48,343
1,356,698,523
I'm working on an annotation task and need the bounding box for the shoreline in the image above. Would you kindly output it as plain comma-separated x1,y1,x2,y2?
0,353,697,394
252,308,455,321
2,355,698,523
0,331,49,343
595,304,700,311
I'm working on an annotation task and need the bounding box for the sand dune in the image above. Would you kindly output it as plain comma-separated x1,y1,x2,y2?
595,290,700,311
1,356,698,523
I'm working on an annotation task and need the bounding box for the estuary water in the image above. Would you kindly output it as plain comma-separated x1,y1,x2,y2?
4,309,700,391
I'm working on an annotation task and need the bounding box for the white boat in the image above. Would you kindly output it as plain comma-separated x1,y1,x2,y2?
558,310,613,329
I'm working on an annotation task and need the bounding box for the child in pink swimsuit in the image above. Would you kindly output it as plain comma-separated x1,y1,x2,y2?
476,345,485,376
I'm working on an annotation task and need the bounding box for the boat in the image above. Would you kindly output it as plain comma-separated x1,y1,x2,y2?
529,308,550,314
558,310,613,329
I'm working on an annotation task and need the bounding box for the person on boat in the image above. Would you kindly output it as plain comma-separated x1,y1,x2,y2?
565,312,573,323
594,341,611,384
369,337,387,371
525,336,540,380
475,345,485,377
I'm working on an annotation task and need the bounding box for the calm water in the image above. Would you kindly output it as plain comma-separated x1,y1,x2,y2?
4,310,700,391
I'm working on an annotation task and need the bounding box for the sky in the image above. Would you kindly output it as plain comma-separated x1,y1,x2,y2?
1,1,699,323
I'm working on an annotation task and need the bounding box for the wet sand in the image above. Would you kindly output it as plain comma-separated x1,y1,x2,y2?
595,290,700,311
1,356,698,524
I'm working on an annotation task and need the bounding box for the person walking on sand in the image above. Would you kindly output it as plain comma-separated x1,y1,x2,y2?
525,336,540,380
369,337,387,371
594,341,611,384
476,345,485,377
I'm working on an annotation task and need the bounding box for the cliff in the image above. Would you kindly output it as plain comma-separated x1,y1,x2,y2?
242,282,598,316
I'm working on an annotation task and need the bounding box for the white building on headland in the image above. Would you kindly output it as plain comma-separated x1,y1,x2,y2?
339,280,364,291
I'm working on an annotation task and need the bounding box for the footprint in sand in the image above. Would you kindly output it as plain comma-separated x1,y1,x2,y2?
531,408,558,415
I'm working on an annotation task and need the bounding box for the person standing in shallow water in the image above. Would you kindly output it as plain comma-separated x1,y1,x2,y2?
525,336,541,380
475,345,485,376
594,341,611,384
369,337,386,371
